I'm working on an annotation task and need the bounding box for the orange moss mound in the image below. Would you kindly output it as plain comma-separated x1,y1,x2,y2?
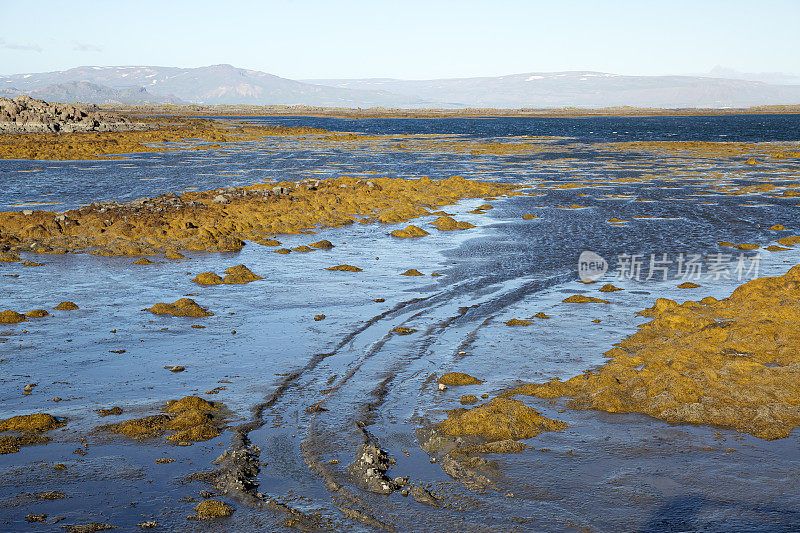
0,413,62,432
562,295,610,304
192,272,223,285
508,265,800,439
438,372,483,386
521,214,539,220
0,413,64,454
310,239,334,249
391,224,430,238
678,282,701,289
598,284,623,292
195,500,234,519
133,258,154,265
148,298,212,317
100,395,221,443
532,312,550,319
439,398,568,441
506,318,532,326
54,301,79,310
222,264,261,284
430,216,475,231
326,264,362,272
770,225,786,231
0,310,26,323
401,269,423,276
25,309,49,318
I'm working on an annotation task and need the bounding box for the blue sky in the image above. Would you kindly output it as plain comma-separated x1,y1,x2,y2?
1,0,798,78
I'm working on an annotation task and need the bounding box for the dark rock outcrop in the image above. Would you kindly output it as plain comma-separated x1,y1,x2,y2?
0,95,146,133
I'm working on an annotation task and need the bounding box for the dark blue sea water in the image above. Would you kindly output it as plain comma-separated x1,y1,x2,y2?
227,113,800,142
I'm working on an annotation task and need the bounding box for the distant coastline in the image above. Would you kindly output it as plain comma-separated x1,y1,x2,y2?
102,103,800,119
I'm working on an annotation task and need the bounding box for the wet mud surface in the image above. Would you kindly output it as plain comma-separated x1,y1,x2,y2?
1,114,800,531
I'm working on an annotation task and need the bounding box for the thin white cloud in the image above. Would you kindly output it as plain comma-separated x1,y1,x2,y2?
73,41,104,52
0,37,42,52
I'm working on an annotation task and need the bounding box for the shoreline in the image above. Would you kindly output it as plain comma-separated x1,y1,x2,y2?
101,103,800,119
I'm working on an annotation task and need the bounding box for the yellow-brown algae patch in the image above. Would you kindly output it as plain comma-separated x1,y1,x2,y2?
309,240,334,249
598,284,623,292
777,236,800,246
450,439,527,455
0,413,64,454
430,216,475,231
35,490,66,500
390,225,430,238
508,264,800,439
637,297,678,317
314,314,326,321
257,238,282,246
0,434,50,455
100,396,221,443
22,260,44,266
438,398,567,441
678,282,701,289
460,395,479,405
0,176,515,257
401,269,423,276
292,245,313,252
392,326,417,335
165,250,186,260
148,299,212,317
521,214,539,220
770,225,787,231
735,243,760,250
0,118,327,161
506,319,532,327
557,204,586,209
562,295,610,304
0,413,62,432
194,500,234,520
222,264,261,284
192,272,223,285
438,373,484,386
718,241,735,247
766,245,790,252
95,407,123,417
133,258,154,265
532,312,550,319
607,218,626,223
745,158,758,165
25,309,49,318
54,301,79,310
164,395,217,414
0,249,21,262
326,264,362,272
0,310,26,323
274,248,292,254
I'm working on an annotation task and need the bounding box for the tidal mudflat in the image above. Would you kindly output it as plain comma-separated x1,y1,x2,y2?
2,110,800,531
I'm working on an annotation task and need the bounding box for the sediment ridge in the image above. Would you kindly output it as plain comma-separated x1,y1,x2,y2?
0,176,517,258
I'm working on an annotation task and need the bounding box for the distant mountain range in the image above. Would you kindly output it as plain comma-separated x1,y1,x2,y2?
2,64,800,108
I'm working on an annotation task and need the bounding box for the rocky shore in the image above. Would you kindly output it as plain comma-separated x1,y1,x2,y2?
0,95,146,133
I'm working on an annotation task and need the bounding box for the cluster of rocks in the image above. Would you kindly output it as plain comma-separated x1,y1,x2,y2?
0,95,147,133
